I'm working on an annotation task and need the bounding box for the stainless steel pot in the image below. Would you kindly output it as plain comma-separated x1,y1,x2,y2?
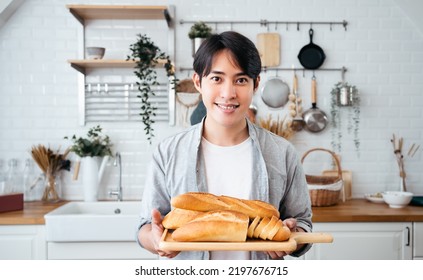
260,77,290,108
302,76,328,132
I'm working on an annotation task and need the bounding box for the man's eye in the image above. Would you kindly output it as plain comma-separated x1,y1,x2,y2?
211,76,221,82
237,77,248,84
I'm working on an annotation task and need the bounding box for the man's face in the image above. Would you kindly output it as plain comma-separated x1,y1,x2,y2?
193,50,257,130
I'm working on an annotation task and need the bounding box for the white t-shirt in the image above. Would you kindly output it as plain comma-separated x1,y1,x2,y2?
201,136,253,260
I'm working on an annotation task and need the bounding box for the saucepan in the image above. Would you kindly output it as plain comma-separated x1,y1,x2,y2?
302,75,328,132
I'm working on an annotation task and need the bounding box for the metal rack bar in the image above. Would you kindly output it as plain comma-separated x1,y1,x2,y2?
179,66,347,73
180,19,348,31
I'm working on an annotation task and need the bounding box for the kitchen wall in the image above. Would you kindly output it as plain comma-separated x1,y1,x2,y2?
0,0,422,200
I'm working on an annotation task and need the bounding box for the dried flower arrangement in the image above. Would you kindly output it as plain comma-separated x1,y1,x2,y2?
30,145,71,202
259,114,295,140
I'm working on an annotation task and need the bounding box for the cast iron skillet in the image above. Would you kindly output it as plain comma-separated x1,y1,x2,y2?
298,28,326,70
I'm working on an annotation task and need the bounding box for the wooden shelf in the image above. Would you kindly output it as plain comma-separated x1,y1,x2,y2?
66,5,172,26
68,59,168,74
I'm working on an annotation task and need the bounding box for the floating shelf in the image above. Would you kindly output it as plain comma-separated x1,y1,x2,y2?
67,5,172,26
68,59,169,74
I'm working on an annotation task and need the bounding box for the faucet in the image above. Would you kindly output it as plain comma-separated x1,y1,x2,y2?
109,152,123,201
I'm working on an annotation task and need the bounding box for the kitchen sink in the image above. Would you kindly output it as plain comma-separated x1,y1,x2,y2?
44,201,141,242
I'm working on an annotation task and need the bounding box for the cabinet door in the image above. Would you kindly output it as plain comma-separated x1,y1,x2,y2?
414,222,423,259
306,223,412,260
0,225,46,260
47,241,157,260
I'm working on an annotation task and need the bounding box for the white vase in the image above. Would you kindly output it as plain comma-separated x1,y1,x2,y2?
192,38,206,56
81,157,102,202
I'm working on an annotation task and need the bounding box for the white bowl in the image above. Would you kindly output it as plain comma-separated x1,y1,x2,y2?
86,47,105,59
382,191,413,208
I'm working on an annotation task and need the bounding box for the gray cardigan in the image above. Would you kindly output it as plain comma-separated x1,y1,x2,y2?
137,118,313,259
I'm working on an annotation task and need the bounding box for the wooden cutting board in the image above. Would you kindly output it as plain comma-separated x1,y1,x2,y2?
322,170,352,201
159,229,333,251
256,33,280,67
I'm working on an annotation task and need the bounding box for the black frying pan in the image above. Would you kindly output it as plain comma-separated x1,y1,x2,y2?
298,28,326,70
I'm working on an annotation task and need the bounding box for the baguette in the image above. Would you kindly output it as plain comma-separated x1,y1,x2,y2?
171,192,231,212
162,208,202,229
171,192,280,219
171,210,249,242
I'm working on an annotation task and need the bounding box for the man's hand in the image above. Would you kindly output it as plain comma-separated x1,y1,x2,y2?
266,218,304,259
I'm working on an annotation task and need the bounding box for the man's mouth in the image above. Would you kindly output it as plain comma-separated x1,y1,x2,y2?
215,103,240,110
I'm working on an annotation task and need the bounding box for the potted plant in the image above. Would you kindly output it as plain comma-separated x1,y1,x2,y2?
64,125,113,201
127,34,176,143
188,21,213,55
330,82,360,157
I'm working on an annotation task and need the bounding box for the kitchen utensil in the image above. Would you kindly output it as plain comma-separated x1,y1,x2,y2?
159,229,333,252
260,76,290,108
256,32,280,67
382,191,413,209
290,73,305,131
302,75,328,132
86,47,105,60
297,28,326,70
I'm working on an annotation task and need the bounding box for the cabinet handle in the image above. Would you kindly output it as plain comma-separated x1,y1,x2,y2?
406,226,410,246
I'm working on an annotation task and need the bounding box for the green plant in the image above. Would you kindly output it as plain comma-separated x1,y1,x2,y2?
330,82,360,157
127,34,176,143
64,125,113,157
188,21,213,39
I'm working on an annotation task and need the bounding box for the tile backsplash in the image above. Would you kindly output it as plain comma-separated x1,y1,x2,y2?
0,0,422,200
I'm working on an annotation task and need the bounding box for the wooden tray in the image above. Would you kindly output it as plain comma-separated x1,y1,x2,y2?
159,229,333,251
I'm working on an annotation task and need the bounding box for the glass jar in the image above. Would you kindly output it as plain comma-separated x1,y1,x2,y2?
23,159,44,201
5,159,22,194
41,171,62,203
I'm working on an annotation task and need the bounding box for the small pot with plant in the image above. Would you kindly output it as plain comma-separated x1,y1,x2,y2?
127,34,176,143
64,125,113,201
330,82,360,157
188,21,213,56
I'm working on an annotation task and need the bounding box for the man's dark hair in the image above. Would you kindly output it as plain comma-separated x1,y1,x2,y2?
193,31,262,88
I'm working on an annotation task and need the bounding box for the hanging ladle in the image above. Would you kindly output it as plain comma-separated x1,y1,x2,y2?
290,72,305,131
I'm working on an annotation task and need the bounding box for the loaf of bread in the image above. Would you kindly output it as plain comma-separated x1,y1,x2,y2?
162,208,202,230
171,192,280,219
171,210,249,242
164,192,291,242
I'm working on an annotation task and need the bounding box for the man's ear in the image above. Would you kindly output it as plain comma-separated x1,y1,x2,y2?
254,75,261,93
192,72,202,92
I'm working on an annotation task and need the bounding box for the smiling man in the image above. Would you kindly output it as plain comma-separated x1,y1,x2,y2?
137,31,312,260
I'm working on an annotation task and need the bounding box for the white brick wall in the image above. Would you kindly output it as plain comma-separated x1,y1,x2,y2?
0,0,422,200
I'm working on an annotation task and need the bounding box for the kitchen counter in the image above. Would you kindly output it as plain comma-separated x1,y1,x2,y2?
0,199,422,225
0,201,67,225
312,199,423,222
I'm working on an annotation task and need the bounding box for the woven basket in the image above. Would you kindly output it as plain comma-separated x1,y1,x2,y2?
301,148,343,207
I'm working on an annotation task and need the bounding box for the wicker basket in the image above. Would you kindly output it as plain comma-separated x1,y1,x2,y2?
301,148,344,207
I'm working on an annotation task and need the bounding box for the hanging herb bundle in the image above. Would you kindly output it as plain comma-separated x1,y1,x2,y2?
127,34,176,143
330,82,361,157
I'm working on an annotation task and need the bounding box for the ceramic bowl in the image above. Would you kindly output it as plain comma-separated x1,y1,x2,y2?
382,191,413,208
86,47,105,59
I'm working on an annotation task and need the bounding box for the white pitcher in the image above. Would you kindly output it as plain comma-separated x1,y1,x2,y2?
81,156,109,201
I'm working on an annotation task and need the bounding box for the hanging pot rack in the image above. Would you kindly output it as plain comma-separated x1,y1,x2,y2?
180,19,348,31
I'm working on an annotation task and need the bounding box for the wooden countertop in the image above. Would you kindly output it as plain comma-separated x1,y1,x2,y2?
312,199,423,222
0,201,67,225
0,199,422,225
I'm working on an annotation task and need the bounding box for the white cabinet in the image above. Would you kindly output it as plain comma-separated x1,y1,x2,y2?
413,222,423,259
47,241,157,260
305,222,412,260
0,225,46,260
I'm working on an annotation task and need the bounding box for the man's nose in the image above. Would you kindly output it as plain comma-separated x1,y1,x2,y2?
220,82,236,99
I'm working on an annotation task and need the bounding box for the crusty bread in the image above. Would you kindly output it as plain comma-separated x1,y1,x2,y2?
267,219,283,240
253,217,270,239
162,208,202,229
170,192,280,219
171,210,249,242
247,216,261,238
259,215,279,240
242,199,280,219
272,224,291,241
170,192,231,212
